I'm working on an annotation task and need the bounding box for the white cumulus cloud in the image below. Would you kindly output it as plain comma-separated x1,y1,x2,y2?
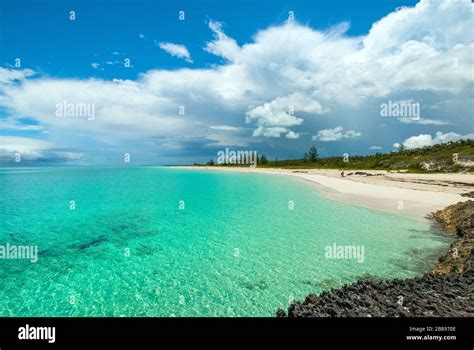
0,0,472,161
312,127,361,142
286,131,300,139
245,93,327,137
158,42,193,63
205,21,241,62
394,131,474,149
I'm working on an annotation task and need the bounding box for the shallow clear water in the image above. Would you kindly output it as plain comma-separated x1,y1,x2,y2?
0,167,451,316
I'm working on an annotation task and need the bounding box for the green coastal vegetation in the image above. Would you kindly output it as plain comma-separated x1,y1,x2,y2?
203,140,474,173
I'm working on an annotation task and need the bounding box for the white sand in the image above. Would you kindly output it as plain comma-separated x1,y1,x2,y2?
175,166,473,220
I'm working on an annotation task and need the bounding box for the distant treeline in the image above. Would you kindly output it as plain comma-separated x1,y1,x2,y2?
200,140,474,173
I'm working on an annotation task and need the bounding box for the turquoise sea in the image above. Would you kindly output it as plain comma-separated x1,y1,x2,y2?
0,167,451,316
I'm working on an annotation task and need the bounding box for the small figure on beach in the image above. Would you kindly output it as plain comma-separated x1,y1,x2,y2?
341,170,345,177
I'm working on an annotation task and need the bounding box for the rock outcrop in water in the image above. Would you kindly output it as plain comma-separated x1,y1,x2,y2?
432,200,473,275
277,271,473,317
277,200,474,317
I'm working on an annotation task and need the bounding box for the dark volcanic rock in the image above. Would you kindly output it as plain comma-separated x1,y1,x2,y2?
277,201,474,317
461,191,474,198
432,200,473,275
432,200,473,238
277,272,473,317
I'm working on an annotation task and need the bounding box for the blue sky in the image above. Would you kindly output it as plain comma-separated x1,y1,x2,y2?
0,0,472,165
2,0,419,79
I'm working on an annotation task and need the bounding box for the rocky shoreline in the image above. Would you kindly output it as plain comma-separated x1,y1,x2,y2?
277,200,473,317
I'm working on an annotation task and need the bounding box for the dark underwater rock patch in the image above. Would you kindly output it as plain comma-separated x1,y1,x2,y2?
72,235,108,250
242,280,269,290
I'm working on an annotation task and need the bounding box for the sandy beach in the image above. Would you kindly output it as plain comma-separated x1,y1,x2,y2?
177,166,474,220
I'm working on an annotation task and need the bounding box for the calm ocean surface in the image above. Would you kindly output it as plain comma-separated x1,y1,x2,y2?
0,167,451,316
